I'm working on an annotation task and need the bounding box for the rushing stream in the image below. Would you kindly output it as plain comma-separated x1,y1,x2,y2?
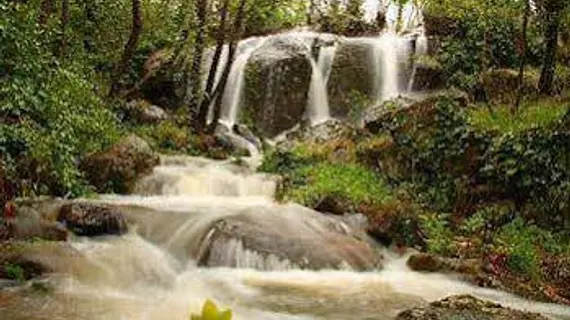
3,156,570,320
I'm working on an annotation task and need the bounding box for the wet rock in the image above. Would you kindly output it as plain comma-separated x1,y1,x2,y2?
125,100,169,124
139,49,182,110
411,56,446,91
57,203,128,237
81,134,160,194
234,124,262,149
314,195,350,215
200,204,382,271
243,36,313,137
327,39,376,118
285,119,354,144
396,295,549,320
407,253,482,276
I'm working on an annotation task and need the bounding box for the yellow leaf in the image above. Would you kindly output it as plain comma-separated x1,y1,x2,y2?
202,300,219,320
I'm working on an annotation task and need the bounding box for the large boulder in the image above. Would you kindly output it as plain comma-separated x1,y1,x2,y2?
198,204,383,271
57,203,128,237
407,253,482,276
397,295,548,320
327,39,377,118
81,134,159,194
125,99,169,124
242,36,313,137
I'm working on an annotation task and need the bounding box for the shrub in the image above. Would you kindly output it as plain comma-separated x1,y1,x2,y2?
1,2,120,197
419,213,456,256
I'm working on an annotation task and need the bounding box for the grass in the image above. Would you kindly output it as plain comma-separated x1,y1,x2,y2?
468,99,568,134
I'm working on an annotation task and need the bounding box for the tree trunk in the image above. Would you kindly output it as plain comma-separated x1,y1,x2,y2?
208,0,248,133
39,0,55,25
514,0,531,112
186,0,209,129
110,0,143,97
58,0,70,58
539,10,561,95
83,0,97,53
194,0,230,132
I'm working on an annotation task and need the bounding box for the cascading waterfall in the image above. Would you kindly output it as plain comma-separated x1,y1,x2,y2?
407,34,429,92
6,156,570,320
307,45,336,125
373,33,403,102
218,38,267,128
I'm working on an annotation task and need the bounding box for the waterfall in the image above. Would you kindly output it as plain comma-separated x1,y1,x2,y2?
407,34,429,92
216,38,266,128
307,45,336,125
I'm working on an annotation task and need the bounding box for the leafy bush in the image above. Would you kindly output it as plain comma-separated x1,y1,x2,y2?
419,213,456,256
131,121,191,152
191,300,232,320
1,2,120,197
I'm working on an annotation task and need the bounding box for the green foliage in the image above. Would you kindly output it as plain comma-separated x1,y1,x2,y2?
2,263,25,283
497,218,542,277
288,162,392,208
420,213,456,256
245,0,307,36
191,300,232,320
426,0,543,92
1,2,120,197
131,121,191,153
260,145,392,209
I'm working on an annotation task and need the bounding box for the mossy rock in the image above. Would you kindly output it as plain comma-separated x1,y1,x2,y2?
81,134,159,194
481,69,539,105
242,40,312,137
397,295,549,320
327,39,377,118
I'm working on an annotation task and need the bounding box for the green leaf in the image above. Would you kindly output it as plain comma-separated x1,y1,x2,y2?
218,310,232,320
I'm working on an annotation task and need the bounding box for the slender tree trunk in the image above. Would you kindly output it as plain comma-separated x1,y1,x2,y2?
208,0,248,133
110,0,143,97
187,0,209,129
514,0,531,112
58,0,70,58
83,0,97,53
308,0,315,26
194,0,230,132
539,10,561,95
39,0,55,25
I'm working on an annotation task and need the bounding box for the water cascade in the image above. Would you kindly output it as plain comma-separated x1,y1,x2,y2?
307,45,337,125
218,38,267,128
6,156,570,320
